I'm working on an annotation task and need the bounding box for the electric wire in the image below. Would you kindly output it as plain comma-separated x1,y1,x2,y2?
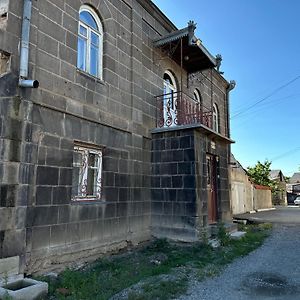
270,147,300,162
231,75,300,119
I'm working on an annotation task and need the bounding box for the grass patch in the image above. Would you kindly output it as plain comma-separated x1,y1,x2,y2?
41,224,271,300
128,278,188,300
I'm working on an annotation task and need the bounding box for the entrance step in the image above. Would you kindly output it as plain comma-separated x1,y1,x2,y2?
230,231,246,240
209,222,238,238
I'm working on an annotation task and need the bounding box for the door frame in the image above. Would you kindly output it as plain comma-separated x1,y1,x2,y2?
206,154,218,224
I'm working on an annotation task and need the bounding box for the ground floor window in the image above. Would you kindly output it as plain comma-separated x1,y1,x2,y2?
72,144,102,201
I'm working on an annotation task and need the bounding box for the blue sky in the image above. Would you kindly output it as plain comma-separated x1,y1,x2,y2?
152,0,300,176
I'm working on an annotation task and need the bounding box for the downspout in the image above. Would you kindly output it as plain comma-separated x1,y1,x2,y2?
19,0,39,88
226,80,236,138
226,80,235,217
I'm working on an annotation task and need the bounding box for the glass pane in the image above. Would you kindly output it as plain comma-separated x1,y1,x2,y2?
79,25,87,37
88,153,95,167
87,167,95,195
72,150,82,197
91,32,99,45
90,45,99,77
77,37,87,71
72,166,80,196
80,11,98,31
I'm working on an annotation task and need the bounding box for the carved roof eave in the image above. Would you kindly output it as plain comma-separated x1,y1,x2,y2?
153,24,217,68
153,27,190,47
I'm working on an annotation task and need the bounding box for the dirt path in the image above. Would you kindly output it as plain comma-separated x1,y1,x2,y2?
177,224,300,300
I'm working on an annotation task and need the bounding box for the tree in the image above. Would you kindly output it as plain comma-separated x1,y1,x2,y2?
247,160,274,189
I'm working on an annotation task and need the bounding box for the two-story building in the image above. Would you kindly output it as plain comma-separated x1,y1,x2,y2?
0,0,235,276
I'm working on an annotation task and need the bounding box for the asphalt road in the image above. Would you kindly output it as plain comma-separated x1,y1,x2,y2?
234,206,300,224
178,207,300,300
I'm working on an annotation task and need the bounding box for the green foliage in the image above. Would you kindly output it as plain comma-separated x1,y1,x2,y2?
42,225,272,300
247,160,275,190
217,223,230,246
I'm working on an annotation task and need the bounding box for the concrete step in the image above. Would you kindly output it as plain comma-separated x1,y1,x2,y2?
209,222,238,237
230,231,246,240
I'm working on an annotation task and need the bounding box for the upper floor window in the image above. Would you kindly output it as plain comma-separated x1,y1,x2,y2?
212,103,219,133
163,71,177,95
163,71,178,127
193,89,201,103
77,5,103,79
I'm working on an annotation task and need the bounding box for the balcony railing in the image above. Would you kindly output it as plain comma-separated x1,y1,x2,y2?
155,91,212,129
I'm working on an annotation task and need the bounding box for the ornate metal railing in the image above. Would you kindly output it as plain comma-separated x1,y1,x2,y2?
155,91,212,129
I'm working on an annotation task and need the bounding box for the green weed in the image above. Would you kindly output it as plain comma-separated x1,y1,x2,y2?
41,224,271,300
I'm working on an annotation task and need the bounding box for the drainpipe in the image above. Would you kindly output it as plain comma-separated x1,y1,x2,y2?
226,80,236,218
19,0,39,88
226,80,236,138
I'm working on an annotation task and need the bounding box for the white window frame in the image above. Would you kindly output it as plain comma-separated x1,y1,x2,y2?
163,71,178,127
78,5,103,79
193,89,201,103
212,103,219,133
72,145,103,201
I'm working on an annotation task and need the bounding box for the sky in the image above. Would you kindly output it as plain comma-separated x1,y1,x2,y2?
152,0,300,177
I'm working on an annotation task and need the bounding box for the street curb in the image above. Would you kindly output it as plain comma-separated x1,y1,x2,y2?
256,207,276,212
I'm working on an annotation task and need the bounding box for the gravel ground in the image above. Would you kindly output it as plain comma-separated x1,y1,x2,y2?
177,224,300,300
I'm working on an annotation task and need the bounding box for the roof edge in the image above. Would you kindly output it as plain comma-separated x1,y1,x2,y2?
136,0,177,32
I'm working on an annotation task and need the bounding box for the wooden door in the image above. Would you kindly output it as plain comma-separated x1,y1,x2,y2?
206,154,218,224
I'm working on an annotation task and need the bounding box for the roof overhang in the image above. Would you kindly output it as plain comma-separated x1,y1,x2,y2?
153,21,216,73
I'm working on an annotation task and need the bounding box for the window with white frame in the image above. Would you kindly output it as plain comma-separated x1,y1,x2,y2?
212,103,219,133
72,145,102,201
193,89,201,103
77,5,103,79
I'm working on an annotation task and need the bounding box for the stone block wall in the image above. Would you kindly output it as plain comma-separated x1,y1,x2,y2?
151,128,231,242
151,129,198,241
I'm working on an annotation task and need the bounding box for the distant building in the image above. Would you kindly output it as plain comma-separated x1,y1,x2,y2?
269,170,287,205
289,172,300,184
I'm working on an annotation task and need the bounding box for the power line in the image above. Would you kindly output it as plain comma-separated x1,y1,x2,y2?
270,146,300,162
230,94,299,125
231,75,300,119
231,77,297,114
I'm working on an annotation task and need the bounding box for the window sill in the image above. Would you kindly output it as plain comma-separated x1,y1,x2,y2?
71,199,106,205
76,68,106,85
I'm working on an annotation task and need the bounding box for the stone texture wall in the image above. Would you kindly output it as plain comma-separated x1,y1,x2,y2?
0,0,168,274
151,128,231,242
151,129,198,241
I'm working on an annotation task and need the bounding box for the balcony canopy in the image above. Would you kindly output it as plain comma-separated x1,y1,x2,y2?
153,21,216,73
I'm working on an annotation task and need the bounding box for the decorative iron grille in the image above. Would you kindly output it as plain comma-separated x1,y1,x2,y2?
155,91,212,129
72,146,102,201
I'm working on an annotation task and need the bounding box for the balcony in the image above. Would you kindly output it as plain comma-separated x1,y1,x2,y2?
155,91,212,129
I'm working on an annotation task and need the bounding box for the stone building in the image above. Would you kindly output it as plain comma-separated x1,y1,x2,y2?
0,0,235,276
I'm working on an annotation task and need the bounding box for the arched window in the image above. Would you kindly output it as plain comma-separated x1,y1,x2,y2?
163,71,177,95
162,71,177,127
77,5,103,79
212,103,219,132
193,89,201,103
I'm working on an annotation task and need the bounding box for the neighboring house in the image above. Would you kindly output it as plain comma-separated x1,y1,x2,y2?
230,154,272,215
289,172,300,184
286,173,300,204
269,170,287,205
0,0,235,276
